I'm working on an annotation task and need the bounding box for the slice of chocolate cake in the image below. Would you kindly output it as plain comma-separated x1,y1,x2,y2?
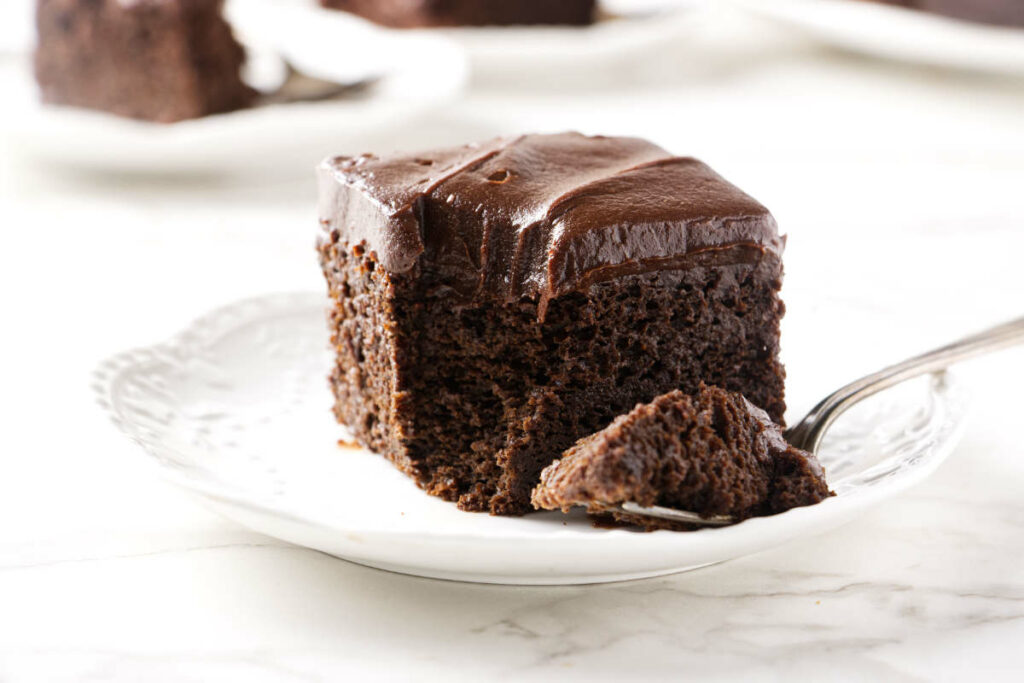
532,385,834,530
35,0,256,122
318,0,596,28
317,132,787,515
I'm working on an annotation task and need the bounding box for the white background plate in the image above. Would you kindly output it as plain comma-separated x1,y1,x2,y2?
227,0,703,86
729,0,1024,75
94,293,970,585
3,33,467,175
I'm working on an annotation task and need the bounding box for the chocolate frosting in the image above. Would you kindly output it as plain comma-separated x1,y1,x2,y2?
318,132,782,309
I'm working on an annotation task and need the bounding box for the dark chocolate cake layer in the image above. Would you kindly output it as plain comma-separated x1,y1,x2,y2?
318,0,596,27
35,0,255,122
318,132,788,515
532,385,834,531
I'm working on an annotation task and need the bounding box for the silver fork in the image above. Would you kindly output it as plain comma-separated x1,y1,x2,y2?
619,315,1024,527
261,63,375,105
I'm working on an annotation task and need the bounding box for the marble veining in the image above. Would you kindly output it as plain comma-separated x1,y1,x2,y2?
4,10,1024,679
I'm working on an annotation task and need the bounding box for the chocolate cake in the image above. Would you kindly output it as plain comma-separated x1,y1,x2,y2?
318,0,596,28
317,132,787,515
35,0,256,123
532,385,834,530
867,0,1024,27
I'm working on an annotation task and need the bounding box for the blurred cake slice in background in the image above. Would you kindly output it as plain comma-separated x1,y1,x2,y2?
868,0,1024,27
318,0,596,27
34,0,256,122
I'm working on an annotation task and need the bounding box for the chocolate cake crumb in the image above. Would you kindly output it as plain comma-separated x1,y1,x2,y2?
532,385,834,531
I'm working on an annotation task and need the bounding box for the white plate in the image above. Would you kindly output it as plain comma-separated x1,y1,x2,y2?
94,293,969,585
227,0,703,85
730,0,1024,75
3,33,467,174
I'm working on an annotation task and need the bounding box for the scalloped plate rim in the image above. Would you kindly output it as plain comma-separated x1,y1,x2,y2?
92,292,970,582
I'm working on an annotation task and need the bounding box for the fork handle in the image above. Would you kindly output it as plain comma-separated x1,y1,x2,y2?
784,315,1024,453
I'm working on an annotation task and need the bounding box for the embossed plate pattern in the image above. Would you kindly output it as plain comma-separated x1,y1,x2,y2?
94,293,969,584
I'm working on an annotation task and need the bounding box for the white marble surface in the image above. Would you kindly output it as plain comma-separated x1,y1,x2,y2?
2,6,1024,681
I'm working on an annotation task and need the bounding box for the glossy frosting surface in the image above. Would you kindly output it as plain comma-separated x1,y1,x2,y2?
318,132,782,304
